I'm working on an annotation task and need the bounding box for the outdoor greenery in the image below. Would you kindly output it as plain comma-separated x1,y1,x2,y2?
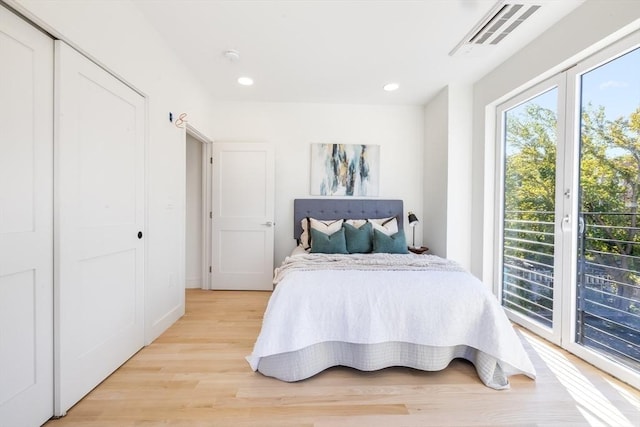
505,103,640,302
581,105,640,314
503,100,640,366
500,39,640,371
503,102,557,323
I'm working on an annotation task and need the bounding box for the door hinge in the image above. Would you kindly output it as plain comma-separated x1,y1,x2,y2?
210,157,213,164
209,266,212,273
209,211,212,219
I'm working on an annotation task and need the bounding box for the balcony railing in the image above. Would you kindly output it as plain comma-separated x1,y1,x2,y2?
503,210,555,328
503,210,640,372
579,212,640,371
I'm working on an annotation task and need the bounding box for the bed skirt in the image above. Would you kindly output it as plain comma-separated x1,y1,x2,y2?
255,341,518,390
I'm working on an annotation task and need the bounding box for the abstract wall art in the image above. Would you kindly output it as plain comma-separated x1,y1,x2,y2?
310,143,380,196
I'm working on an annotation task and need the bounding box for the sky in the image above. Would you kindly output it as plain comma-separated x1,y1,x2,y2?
507,45,639,123
504,46,639,159
581,46,640,121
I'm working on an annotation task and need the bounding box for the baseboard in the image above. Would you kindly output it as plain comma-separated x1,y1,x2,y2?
145,298,185,345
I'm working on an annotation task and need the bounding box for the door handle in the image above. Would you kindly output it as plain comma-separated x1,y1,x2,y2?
262,221,274,227
578,216,585,235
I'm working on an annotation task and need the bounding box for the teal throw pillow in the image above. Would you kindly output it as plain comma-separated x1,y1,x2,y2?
310,227,348,254
372,229,409,254
343,222,373,253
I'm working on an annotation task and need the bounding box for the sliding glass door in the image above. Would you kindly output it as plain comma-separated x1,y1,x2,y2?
500,85,561,343
575,45,640,373
497,31,640,385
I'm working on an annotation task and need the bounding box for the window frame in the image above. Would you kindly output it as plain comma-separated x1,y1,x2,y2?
562,30,640,389
491,29,640,390
494,75,567,347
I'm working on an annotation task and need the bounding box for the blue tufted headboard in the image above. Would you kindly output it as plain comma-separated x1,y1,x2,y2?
293,198,404,241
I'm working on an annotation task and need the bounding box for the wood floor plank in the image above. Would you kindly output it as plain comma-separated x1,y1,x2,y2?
44,289,640,426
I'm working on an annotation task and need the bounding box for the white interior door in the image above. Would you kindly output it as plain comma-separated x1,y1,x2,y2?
55,41,145,414
0,7,54,426
211,143,275,290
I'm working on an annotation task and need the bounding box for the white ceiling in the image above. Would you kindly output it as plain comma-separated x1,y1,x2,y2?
132,0,584,106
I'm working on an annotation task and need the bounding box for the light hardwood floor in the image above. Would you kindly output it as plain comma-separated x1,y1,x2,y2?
45,289,640,427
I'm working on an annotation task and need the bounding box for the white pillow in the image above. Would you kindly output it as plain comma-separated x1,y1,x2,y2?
299,219,311,249
299,218,344,250
368,216,398,236
344,219,368,228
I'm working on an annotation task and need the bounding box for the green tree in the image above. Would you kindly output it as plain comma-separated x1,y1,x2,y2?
505,104,557,216
505,102,640,316
504,104,557,316
580,104,640,314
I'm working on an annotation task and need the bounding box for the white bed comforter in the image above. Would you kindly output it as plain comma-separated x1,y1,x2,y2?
247,253,536,386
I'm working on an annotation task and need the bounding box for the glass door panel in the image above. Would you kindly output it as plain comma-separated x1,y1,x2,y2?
577,47,640,372
501,88,558,331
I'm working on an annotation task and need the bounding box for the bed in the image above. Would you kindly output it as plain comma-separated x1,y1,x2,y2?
246,199,536,389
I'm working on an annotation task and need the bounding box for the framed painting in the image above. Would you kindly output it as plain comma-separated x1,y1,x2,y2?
310,143,379,196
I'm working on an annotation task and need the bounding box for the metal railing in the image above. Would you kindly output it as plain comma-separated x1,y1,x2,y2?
503,210,640,372
503,211,555,328
578,212,640,371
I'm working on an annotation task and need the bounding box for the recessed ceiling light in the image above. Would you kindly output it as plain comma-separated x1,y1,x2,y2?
383,83,399,92
238,77,254,86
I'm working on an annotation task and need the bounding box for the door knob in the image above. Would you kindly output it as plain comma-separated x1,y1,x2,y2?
137,231,143,239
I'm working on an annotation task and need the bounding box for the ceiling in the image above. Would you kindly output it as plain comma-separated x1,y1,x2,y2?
132,0,584,106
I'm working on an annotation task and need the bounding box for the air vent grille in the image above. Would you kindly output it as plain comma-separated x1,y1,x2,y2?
450,2,541,56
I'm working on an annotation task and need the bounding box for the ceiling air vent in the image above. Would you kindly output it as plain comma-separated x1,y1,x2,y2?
449,1,541,56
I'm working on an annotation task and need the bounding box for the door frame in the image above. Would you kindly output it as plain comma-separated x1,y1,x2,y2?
195,137,276,291
561,30,640,391
493,74,567,346
185,124,213,290
492,29,640,391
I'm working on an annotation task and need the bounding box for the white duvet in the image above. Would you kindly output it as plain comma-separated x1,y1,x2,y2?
247,253,536,387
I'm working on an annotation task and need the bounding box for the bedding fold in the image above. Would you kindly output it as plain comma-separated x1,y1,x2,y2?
273,252,466,284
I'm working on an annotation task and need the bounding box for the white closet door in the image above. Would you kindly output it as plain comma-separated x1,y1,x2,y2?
55,41,145,414
0,6,54,427
211,143,275,290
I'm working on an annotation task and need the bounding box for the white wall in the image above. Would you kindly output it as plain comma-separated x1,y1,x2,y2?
185,134,202,289
10,0,216,342
423,89,448,258
208,102,425,266
470,0,640,283
7,1,423,332
446,84,473,269
422,85,473,269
